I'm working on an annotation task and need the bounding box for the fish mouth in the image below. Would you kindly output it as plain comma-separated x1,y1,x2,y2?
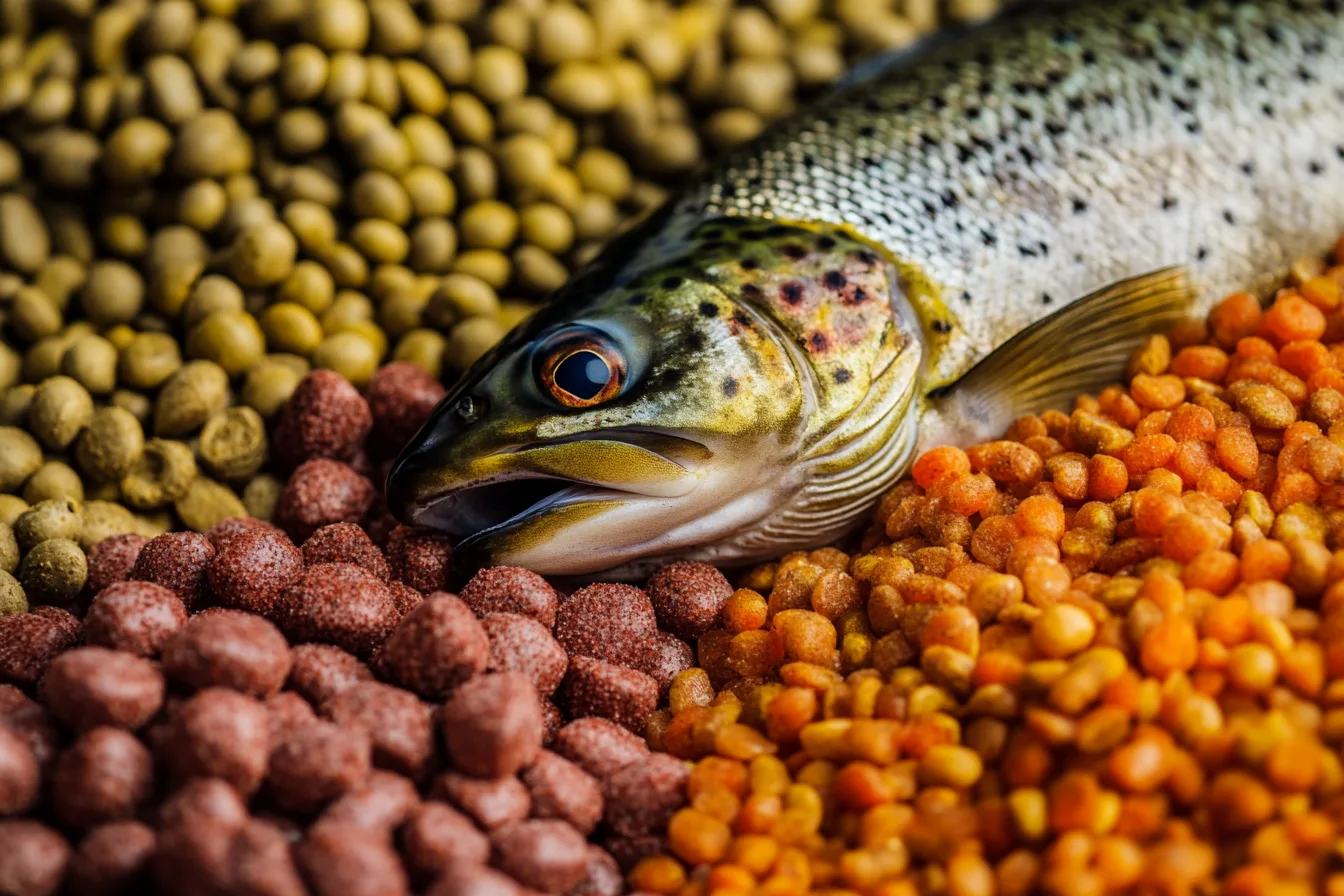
390,429,711,554
407,475,625,539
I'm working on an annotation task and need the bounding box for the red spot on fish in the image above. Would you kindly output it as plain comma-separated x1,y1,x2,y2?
807,331,830,352
780,282,806,305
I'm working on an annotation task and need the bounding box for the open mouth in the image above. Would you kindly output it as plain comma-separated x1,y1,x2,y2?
394,429,711,547
411,476,605,538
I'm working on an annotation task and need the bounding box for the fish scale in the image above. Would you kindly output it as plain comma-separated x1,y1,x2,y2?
390,0,1344,577
673,0,1344,389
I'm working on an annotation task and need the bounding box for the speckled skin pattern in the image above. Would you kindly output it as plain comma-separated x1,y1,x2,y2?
391,0,1344,577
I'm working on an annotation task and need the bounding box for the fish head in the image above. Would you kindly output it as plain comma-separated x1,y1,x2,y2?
388,216,919,577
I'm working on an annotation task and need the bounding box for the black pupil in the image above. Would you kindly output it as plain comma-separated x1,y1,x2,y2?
554,350,610,400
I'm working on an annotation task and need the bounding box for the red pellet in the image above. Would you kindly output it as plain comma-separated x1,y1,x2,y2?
83,581,186,657
272,370,373,468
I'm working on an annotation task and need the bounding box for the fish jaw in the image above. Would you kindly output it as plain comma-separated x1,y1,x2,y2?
449,440,809,577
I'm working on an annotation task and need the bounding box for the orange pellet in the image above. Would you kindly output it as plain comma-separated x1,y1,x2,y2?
1014,495,1067,542
1139,615,1198,677
1263,294,1328,344
912,446,971,488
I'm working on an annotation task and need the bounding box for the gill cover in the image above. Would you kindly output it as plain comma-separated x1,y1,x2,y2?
387,216,918,577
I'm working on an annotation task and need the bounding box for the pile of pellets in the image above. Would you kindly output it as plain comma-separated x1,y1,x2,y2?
618,238,1344,896
0,0,997,608
0,359,732,896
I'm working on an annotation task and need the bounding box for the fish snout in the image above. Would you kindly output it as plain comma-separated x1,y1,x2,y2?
386,392,488,527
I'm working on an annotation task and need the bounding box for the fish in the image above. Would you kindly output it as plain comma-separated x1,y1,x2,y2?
387,0,1344,578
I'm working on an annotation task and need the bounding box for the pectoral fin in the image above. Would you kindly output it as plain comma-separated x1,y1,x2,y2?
919,267,1197,451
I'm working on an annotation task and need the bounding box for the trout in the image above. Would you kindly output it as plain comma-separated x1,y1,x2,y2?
388,0,1344,576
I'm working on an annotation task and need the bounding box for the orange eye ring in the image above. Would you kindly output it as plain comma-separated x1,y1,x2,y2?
538,335,626,408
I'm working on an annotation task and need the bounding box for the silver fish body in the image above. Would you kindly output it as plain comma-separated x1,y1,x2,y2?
389,0,1344,577
675,0,1344,389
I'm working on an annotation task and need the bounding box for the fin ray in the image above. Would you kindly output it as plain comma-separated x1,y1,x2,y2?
920,267,1197,451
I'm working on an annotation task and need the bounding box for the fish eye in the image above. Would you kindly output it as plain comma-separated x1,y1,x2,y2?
537,331,627,408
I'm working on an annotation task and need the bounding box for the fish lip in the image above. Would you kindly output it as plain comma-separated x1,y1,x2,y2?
400,428,708,540
404,474,625,537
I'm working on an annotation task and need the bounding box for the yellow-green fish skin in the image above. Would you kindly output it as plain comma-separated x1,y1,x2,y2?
390,0,1344,577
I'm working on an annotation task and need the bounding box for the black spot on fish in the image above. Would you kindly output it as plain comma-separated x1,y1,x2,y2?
1018,244,1039,258
834,369,852,384
1223,210,1236,225
981,229,997,246
1072,198,1089,214
921,199,938,217
740,258,760,271
686,332,704,352
822,271,847,290
1241,161,1256,176
732,310,751,327
780,282,805,305
1081,49,1097,65
847,288,869,305
808,332,829,351
1186,121,1201,137
1020,147,1038,167
919,133,939,150
1158,62,1176,77
661,276,684,290
1197,246,1209,261
701,229,723,240
781,244,808,260
801,154,817,169
1234,45,1251,65
698,302,717,318
659,368,684,388
1124,8,1143,24
1067,96,1086,113
863,98,883,113
1011,80,1032,95
965,105,982,119
1265,24,1282,43
941,190,959,209
722,377,738,397
956,144,975,164
858,125,875,138
1053,28,1076,45
741,283,762,300
854,249,879,266
961,291,972,304
930,95,947,111
1337,146,1344,160
1162,197,1178,210
1045,121,1067,137
1309,161,1325,175
931,320,952,334
862,155,882,169
1262,103,1275,118
1163,37,1186,54
1042,293,1054,305
1172,97,1193,113
1184,76,1201,91
628,293,647,306
1296,65,1315,83
765,225,791,237
817,235,836,250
